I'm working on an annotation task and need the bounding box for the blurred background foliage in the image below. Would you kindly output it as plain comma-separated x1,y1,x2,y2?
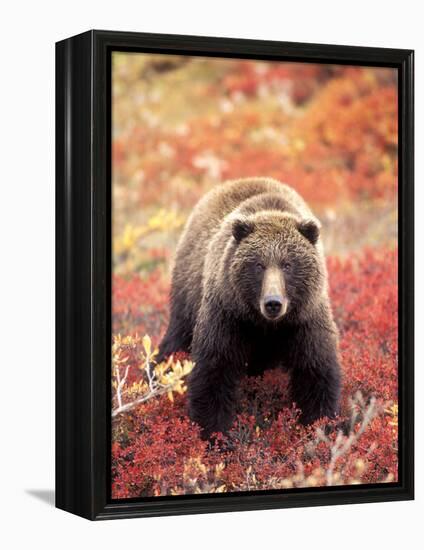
112,53,397,278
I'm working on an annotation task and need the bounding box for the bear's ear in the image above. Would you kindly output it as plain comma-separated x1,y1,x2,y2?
232,217,254,242
297,219,320,245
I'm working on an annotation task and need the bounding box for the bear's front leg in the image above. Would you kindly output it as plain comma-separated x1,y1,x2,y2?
188,310,248,440
286,315,341,425
188,358,241,440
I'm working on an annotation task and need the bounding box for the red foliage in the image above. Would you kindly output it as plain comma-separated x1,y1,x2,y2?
329,249,398,403
220,61,329,104
112,270,170,338
111,248,398,497
112,398,207,498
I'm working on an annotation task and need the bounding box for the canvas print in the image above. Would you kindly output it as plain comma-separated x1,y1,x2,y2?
111,53,398,499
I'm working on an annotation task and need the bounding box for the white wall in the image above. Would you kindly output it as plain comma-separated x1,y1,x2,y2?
0,0,421,547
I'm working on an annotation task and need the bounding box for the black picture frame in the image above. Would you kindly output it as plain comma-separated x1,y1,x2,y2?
56,29,414,520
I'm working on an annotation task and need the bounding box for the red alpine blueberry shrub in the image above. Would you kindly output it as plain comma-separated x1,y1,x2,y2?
111,248,398,497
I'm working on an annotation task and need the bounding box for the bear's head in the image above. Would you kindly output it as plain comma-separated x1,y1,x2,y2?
229,211,323,323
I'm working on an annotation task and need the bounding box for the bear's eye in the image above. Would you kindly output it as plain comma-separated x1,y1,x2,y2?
281,261,292,270
255,262,265,273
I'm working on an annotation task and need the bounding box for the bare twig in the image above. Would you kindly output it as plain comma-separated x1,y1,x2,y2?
111,335,194,418
145,356,155,393
115,364,130,410
112,384,173,417
326,395,379,486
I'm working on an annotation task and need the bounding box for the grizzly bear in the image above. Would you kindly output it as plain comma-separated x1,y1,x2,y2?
158,177,341,439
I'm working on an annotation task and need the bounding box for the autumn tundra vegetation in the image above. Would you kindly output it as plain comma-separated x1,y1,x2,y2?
111,54,398,498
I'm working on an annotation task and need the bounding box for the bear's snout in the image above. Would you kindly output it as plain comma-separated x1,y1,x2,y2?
262,294,288,320
264,295,283,317
260,266,288,321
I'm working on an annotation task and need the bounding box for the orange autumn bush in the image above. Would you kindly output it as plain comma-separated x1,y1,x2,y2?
112,63,397,219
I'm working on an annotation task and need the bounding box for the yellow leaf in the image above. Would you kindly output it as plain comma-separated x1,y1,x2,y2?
142,334,152,356
215,462,225,475
174,382,186,395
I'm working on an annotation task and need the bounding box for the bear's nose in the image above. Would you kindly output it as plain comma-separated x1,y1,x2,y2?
264,295,283,317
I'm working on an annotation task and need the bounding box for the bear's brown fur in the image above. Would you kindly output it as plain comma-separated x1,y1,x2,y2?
158,178,341,439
